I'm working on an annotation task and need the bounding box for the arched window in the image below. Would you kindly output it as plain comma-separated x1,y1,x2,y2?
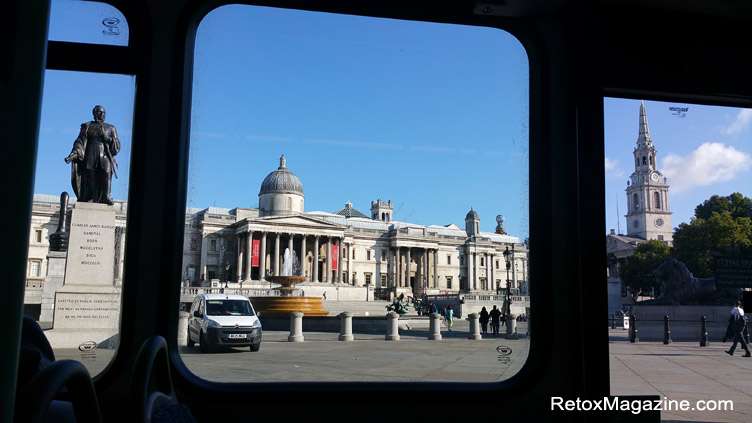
653,192,661,209
286,197,291,210
649,155,654,166
642,156,647,165
633,193,639,210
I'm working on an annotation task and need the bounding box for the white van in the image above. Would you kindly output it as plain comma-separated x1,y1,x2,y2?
187,293,262,353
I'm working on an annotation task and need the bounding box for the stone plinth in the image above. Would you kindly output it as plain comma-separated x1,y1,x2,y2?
64,202,117,286
40,251,67,324
45,202,122,348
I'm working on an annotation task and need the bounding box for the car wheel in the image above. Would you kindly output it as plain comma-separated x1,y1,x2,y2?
187,329,195,347
199,332,211,353
250,342,261,352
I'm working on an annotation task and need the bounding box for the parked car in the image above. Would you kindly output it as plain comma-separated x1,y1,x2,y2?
188,293,262,352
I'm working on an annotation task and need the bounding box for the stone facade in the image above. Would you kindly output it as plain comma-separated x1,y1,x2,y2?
26,156,528,301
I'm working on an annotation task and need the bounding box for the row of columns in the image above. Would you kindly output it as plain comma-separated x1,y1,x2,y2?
464,249,521,292
234,231,345,283
386,247,439,290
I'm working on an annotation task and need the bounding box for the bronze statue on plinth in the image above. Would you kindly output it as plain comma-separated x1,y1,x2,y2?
64,105,120,205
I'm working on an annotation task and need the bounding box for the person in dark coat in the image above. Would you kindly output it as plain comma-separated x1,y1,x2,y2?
489,305,502,335
479,306,489,334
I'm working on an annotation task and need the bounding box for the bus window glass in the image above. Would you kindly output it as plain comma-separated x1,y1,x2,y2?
181,4,530,383
26,69,135,376
605,98,752,409
48,0,129,46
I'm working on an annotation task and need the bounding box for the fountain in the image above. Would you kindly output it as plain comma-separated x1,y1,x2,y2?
251,248,328,316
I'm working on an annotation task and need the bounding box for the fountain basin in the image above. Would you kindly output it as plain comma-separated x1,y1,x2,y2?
251,296,329,317
265,275,308,295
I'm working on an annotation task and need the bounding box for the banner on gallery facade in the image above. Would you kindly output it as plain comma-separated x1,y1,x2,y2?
332,244,338,271
252,239,260,267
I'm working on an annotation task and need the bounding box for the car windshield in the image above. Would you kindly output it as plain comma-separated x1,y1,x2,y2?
206,300,255,316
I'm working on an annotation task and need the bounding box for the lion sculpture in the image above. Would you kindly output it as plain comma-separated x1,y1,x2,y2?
650,257,740,305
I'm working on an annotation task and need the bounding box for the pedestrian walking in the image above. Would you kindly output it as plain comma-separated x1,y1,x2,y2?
445,305,454,331
726,301,751,357
479,306,489,334
489,305,501,335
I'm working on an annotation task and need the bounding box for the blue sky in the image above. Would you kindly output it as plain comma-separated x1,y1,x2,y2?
188,5,531,238
604,98,752,234
39,4,750,243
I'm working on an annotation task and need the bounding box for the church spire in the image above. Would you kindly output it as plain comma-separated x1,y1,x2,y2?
637,100,652,147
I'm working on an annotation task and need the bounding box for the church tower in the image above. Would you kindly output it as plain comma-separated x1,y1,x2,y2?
625,101,673,244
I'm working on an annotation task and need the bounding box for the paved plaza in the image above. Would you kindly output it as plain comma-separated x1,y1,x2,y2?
52,325,752,421
609,328,752,422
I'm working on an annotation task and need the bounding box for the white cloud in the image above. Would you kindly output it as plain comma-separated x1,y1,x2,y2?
604,157,624,179
723,109,752,135
662,142,752,193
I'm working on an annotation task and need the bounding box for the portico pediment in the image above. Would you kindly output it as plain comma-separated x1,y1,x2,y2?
606,234,644,256
237,214,346,234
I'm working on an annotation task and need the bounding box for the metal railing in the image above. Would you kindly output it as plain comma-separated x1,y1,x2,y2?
180,287,305,299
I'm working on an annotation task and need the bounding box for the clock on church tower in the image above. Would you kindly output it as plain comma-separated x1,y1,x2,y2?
625,101,673,244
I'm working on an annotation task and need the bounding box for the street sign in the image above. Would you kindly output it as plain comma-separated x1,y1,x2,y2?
714,256,752,289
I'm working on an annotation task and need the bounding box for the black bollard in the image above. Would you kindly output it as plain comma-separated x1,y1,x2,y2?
663,314,672,344
629,314,638,343
611,314,616,329
700,315,709,347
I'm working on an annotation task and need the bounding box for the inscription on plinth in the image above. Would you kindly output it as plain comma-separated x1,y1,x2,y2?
64,202,117,286
53,291,121,330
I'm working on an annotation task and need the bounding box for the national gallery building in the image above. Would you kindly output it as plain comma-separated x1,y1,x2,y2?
27,155,528,299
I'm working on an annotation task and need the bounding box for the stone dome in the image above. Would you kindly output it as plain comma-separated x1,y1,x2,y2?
259,155,304,196
465,207,479,220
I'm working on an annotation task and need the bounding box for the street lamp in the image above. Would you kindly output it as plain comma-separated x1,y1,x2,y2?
503,246,511,316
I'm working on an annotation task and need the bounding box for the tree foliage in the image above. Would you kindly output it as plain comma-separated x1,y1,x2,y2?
694,192,752,220
620,240,670,294
673,193,752,278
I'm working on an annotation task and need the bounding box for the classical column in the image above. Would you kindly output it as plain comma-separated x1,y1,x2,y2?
313,236,320,283
237,235,243,281
466,249,473,292
244,232,252,281
473,251,479,290
396,248,402,287
326,237,332,283
259,232,267,281
287,234,294,260
200,236,208,282
405,248,411,288
347,242,353,285
387,247,394,289
301,235,307,280
274,233,281,276
423,249,428,289
218,236,226,280
488,253,494,291
433,249,438,288
337,238,343,283
490,253,495,291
